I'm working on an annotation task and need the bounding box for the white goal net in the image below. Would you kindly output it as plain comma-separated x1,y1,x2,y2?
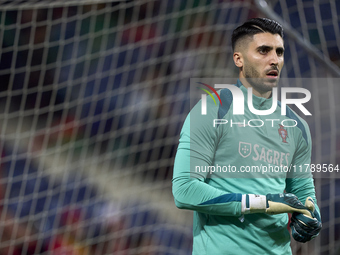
0,0,338,254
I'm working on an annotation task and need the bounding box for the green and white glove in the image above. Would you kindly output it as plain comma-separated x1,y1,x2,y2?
290,197,322,243
241,193,312,215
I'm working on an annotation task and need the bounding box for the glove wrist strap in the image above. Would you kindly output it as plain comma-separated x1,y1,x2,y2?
241,194,266,214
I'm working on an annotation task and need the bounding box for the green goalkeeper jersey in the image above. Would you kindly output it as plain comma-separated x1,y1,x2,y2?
172,79,320,255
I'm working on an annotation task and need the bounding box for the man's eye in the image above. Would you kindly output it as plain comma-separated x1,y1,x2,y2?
259,48,268,54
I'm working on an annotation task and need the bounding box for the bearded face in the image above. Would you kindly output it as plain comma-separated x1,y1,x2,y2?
234,32,284,97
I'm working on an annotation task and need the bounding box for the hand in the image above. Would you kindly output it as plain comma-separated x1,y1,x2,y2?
241,193,311,215
290,197,322,243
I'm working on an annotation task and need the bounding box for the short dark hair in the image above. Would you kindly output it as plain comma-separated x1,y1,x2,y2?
231,18,283,51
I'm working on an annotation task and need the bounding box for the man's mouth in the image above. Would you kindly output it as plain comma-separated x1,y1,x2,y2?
266,70,279,79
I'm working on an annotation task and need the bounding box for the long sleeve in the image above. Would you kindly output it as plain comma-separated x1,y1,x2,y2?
285,116,321,215
172,94,242,217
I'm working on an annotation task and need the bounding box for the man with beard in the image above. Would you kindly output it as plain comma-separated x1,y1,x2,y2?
172,18,321,254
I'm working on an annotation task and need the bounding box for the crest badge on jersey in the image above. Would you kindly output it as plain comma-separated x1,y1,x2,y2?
239,142,252,158
278,124,288,143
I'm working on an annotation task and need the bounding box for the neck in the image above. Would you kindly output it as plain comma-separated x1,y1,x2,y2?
238,76,272,99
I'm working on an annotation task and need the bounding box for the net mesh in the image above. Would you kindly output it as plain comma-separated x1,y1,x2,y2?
0,0,338,254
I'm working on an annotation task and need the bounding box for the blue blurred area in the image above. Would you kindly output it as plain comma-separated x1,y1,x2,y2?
1,143,192,254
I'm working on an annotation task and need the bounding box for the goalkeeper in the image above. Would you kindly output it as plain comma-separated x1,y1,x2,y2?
172,18,321,255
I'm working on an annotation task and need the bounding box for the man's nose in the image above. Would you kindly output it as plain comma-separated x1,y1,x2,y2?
270,51,279,66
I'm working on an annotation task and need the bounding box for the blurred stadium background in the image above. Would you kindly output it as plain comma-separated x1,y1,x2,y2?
0,0,339,254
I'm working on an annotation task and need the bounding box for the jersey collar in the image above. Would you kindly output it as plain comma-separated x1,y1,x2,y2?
237,79,275,109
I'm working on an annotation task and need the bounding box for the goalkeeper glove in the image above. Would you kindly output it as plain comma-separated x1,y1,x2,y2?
290,197,322,243
241,193,311,215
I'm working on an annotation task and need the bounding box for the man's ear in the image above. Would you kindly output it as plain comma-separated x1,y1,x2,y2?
233,52,243,68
